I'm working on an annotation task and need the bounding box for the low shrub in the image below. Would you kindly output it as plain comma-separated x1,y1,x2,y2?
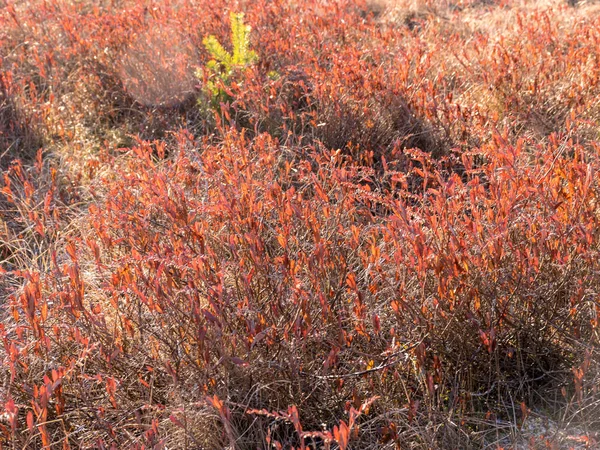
1,0,600,448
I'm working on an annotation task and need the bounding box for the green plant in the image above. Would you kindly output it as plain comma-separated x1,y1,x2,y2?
197,12,258,110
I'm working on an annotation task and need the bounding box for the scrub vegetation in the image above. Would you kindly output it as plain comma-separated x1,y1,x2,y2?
1,0,600,448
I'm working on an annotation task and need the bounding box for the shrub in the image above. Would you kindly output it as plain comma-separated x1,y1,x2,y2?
1,1,600,449
197,12,258,113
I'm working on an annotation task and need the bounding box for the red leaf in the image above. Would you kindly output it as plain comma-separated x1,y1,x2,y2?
27,411,34,431
230,357,249,367
169,414,185,428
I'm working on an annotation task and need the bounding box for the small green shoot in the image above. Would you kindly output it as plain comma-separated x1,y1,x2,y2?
197,12,258,111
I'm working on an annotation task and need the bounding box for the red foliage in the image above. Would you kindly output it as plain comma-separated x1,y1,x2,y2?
1,0,600,448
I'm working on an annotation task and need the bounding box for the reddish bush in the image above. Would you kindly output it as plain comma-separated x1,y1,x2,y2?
1,0,600,448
